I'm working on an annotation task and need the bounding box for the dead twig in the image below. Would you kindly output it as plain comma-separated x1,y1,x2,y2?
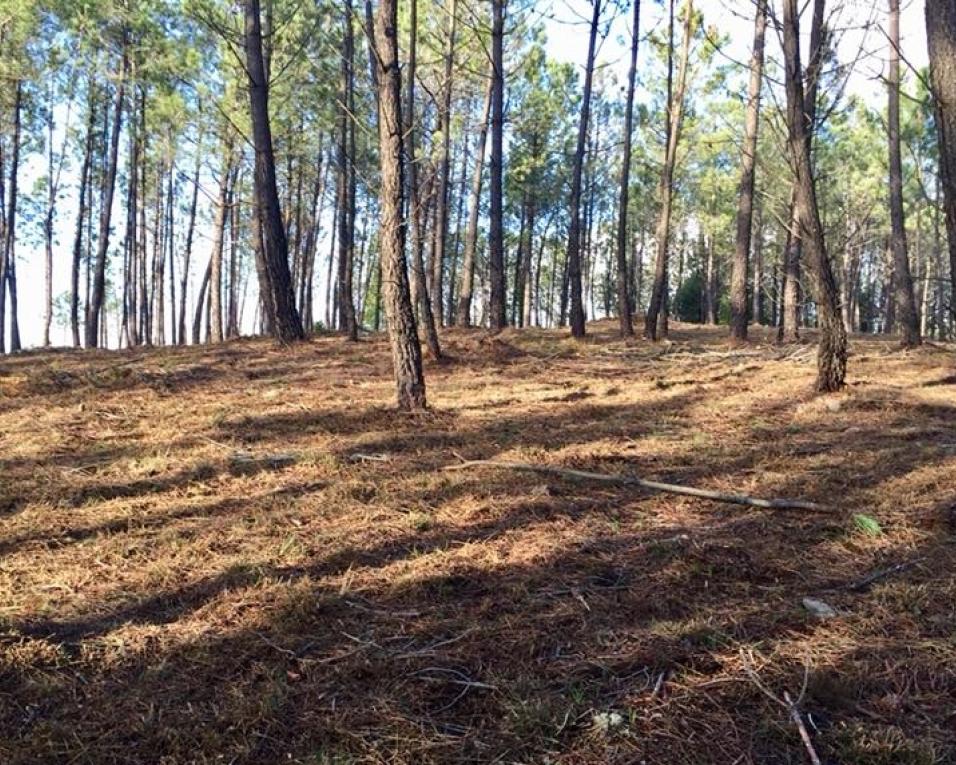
444,460,831,512
844,558,923,592
741,650,821,765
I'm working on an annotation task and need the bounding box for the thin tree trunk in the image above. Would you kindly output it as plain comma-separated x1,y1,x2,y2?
2,83,25,353
456,67,493,326
371,0,427,410
87,44,127,348
179,139,201,344
566,0,602,339
729,0,767,341
488,0,507,330
337,0,359,341
192,259,211,345
780,0,825,343
43,78,72,347
430,0,459,324
644,0,693,340
446,136,468,324
782,0,847,391
209,152,233,344
615,0,641,337
751,206,764,324
71,91,96,349
887,0,921,345
243,0,303,343
404,0,443,356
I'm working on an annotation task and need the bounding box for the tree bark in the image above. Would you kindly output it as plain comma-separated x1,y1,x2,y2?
179,139,201,344
372,0,427,410
615,0,641,337
566,0,602,339
729,0,767,341
243,0,304,343
1,82,24,353
644,0,693,340
71,91,96,349
404,0,443,357
780,0,825,343
887,0,921,346
456,67,493,326
337,0,359,341
430,0,458,324
782,0,847,391
209,152,233,344
488,0,507,330
86,45,127,349
926,0,956,335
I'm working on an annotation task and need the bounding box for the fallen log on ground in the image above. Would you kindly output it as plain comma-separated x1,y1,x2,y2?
443,459,831,512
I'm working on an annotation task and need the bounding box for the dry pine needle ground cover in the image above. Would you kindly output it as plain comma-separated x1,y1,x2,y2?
1,320,955,764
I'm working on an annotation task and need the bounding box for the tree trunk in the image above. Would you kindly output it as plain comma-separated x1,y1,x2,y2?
456,67,493,326
404,0,443,357
927,0,956,327
2,82,24,354
209,153,233,344
644,0,693,340
729,0,767,341
430,0,459,325
372,0,427,410
86,45,127,348
566,0,602,339
615,0,641,337
192,259,212,345
887,0,921,346
152,160,166,346
780,0,825,343
782,0,847,391
488,0,507,330
179,140,201,344
71,91,96,349
446,137,468,324
337,0,359,341
243,0,304,343
751,206,764,324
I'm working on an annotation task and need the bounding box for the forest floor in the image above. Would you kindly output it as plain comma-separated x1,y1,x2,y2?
1,320,955,764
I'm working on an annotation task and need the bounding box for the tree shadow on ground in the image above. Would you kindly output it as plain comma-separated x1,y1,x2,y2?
2,331,955,764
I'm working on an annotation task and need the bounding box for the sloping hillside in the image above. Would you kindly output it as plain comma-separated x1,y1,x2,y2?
2,323,955,764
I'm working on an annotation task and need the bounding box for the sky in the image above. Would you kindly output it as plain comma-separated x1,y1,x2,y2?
6,0,933,350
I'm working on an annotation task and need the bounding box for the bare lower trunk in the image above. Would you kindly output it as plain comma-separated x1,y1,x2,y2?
87,46,127,348
729,0,767,341
566,0,602,339
888,0,921,346
644,0,693,340
456,68,493,327
404,0,442,356
372,0,427,410
430,0,458,325
209,153,233,344
615,0,640,337
927,0,956,329
244,0,303,343
337,0,358,341
179,142,201,344
782,0,847,391
71,94,96,348
488,0,506,330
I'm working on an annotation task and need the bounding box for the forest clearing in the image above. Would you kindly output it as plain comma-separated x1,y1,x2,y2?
2,322,955,764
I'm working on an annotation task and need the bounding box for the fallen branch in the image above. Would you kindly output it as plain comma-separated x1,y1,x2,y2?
844,558,923,592
443,460,830,512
